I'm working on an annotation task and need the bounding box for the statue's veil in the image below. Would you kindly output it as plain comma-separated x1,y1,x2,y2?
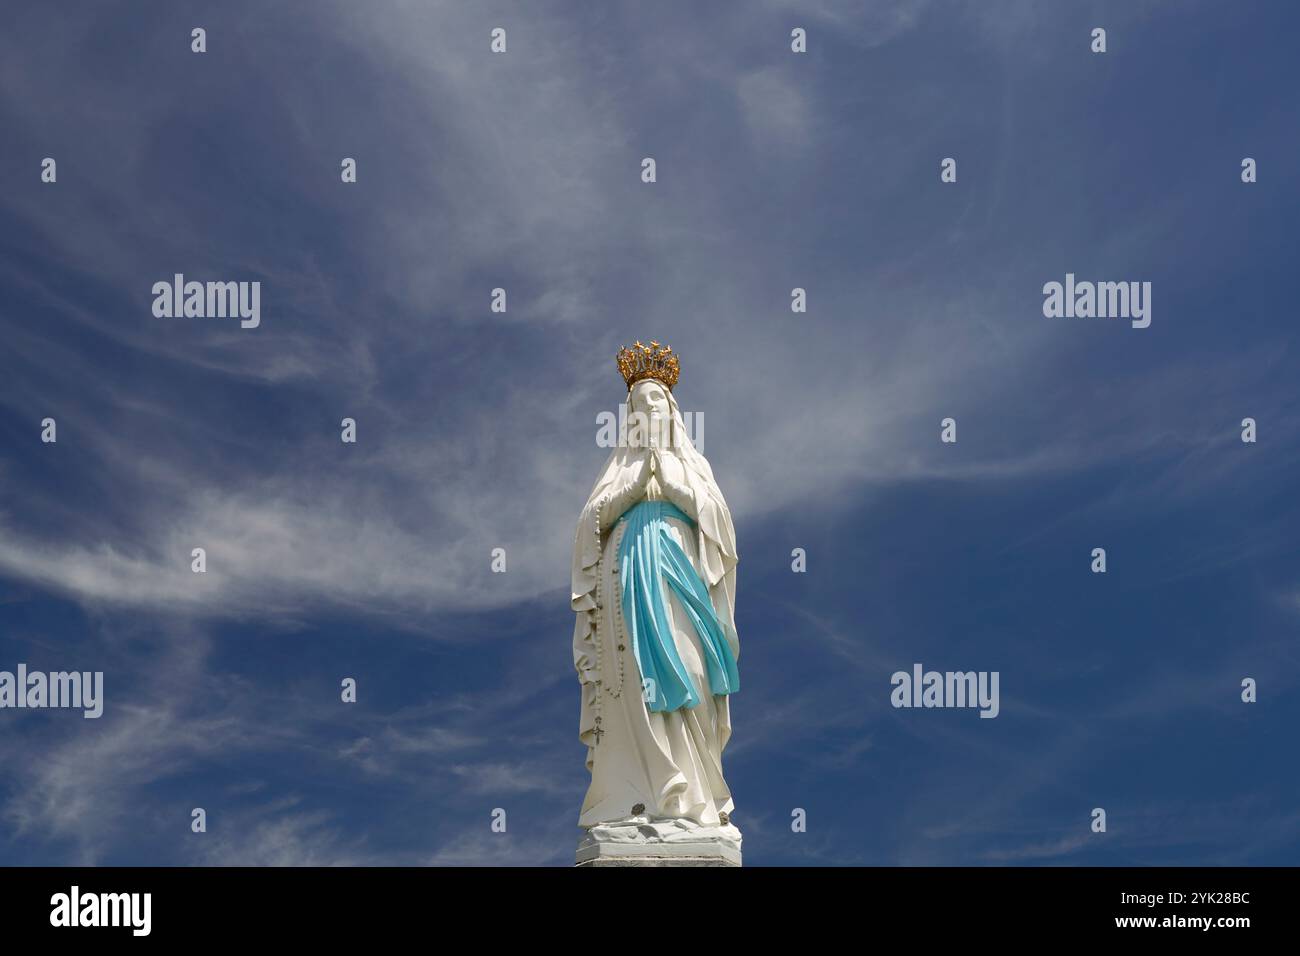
570,384,739,767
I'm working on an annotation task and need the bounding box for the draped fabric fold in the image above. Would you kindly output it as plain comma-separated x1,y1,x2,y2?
619,499,739,713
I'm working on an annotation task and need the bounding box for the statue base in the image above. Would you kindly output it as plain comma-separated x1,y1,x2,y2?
574,816,742,867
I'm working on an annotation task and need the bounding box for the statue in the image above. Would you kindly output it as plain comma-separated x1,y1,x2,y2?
571,342,743,866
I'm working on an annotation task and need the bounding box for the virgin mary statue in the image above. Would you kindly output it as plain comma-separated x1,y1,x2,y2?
571,341,742,864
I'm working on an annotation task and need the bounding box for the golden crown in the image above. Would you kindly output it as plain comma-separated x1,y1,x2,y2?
617,340,679,391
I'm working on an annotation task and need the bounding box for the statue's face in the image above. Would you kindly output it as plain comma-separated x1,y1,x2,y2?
631,380,670,422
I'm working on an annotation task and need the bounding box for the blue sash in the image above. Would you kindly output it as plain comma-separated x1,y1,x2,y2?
617,499,740,712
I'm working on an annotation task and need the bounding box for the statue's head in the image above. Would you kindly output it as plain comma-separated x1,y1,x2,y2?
629,378,671,423
618,341,680,451
626,378,676,451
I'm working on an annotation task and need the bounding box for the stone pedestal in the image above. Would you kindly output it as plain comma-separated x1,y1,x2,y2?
575,817,742,867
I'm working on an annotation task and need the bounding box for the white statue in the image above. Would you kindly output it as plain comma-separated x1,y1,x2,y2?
571,342,742,865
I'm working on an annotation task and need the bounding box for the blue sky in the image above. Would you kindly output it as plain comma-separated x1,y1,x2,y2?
1,0,1297,865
